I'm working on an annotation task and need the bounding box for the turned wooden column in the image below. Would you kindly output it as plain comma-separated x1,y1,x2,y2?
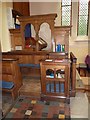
34,23,40,51
70,52,77,97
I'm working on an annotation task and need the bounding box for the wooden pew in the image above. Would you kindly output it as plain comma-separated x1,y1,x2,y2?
2,51,77,98
1,58,22,100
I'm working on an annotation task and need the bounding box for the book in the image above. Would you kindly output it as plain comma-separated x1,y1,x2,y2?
45,59,53,62
54,59,63,62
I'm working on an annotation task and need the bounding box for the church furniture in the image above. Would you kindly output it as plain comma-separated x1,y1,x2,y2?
2,51,77,97
49,52,68,60
2,50,49,64
2,13,77,100
2,51,49,76
9,29,47,51
49,52,77,97
9,29,23,51
70,52,77,96
18,14,57,51
9,12,70,53
9,13,57,51
40,58,70,101
40,52,77,101
1,58,22,100
53,26,71,53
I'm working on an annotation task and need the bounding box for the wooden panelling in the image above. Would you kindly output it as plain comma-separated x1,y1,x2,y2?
2,63,12,74
13,2,30,16
2,51,49,64
2,75,13,82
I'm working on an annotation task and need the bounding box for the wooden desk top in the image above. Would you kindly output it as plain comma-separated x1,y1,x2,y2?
40,59,71,67
2,50,50,55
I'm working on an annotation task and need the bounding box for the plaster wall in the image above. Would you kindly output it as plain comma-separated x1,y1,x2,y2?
1,2,13,52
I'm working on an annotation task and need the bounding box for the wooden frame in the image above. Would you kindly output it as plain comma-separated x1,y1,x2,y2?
77,0,89,36
61,1,72,26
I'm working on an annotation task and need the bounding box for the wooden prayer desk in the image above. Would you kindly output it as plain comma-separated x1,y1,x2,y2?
40,59,70,101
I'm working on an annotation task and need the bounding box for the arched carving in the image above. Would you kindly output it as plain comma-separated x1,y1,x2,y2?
39,22,51,50
18,13,57,51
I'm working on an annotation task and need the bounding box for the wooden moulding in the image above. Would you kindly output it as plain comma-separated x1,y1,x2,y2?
18,14,57,22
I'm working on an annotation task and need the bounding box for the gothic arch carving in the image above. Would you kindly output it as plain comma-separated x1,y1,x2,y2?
18,14,57,51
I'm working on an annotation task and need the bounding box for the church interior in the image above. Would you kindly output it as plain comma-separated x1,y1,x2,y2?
0,1,90,119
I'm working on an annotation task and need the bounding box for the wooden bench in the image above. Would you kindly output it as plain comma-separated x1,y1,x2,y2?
1,58,22,100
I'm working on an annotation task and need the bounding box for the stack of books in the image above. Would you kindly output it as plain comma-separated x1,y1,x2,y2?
56,44,65,52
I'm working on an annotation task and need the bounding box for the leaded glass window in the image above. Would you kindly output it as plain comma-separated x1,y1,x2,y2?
61,0,72,26
78,0,89,36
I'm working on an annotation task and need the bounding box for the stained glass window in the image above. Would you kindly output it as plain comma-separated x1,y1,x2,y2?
78,0,89,35
61,0,72,26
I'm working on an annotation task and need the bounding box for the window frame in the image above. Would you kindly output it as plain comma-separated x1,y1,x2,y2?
61,0,72,27
77,0,89,36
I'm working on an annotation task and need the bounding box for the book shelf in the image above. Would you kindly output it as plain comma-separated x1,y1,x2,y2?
53,26,71,53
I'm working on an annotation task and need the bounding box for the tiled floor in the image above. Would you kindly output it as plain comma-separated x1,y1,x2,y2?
4,96,70,119
19,76,89,119
2,75,89,119
2,92,89,119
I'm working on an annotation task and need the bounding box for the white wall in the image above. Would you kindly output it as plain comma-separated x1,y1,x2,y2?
30,2,61,26
0,2,2,50
30,2,89,63
69,41,89,63
1,2,13,52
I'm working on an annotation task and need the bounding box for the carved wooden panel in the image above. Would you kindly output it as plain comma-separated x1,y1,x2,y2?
18,14,57,50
